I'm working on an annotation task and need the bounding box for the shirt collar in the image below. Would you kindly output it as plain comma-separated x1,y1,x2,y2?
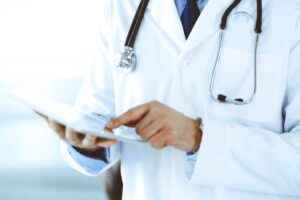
175,0,209,16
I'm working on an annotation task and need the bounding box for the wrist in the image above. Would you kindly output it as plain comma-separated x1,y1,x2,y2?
191,118,202,152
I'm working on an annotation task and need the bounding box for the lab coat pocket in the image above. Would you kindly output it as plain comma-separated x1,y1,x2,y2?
211,48,284,123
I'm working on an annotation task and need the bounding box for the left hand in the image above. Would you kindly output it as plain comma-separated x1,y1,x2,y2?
106,101,202,152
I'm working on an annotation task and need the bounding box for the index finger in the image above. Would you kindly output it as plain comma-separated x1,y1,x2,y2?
106,103,152,129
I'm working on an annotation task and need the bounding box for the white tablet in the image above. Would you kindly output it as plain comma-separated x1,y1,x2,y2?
2,89,144,144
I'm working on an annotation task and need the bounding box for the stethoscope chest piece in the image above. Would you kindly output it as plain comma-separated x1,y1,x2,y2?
114,0,149,74
114,46,136,74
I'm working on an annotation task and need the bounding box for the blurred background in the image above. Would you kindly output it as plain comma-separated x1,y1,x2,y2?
0,0,108,199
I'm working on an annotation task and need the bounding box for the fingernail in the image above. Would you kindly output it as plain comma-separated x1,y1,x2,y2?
82,139,90,147
98,140,117,147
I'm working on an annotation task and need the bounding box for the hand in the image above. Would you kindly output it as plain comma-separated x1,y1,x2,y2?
35,112,117,152
106,101,202,152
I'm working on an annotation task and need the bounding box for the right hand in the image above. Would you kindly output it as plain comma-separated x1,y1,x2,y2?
36,112,117,152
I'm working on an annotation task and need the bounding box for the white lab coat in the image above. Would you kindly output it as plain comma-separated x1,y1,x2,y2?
65,0,300,199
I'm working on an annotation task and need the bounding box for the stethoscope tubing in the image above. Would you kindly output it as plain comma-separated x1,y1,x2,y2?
118,0,263,105
125,0,150,48
209,0,262,105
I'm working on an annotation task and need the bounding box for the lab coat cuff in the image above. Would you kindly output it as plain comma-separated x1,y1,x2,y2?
189,117,226,186
61,142,120,176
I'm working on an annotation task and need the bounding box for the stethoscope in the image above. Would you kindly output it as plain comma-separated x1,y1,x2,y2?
114,0,263,105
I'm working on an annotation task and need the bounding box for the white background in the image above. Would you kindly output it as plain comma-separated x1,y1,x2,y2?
0,0,108,199
0,0,102,79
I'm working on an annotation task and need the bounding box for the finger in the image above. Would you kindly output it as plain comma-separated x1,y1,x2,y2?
138,119,163,141
65,127,84,146
81,134,98,147
96,138,118,148
49,120,66,140
135,111,155,133
107,103,152,129
96,128,118,148
147,131,168,150
103,127,113,133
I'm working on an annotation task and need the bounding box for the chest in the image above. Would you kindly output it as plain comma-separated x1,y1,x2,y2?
105,0,295,124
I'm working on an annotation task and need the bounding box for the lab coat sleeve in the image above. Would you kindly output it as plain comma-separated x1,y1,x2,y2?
61,143,119,176
61,1,120,176
189,19,300,196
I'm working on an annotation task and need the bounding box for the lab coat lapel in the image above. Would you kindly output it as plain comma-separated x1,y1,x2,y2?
148,0,255,55
148,0,186,48
181,0,234,55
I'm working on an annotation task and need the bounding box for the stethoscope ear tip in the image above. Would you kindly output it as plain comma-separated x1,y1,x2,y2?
235,98,244,103
217,94,227,102
217,94,245,104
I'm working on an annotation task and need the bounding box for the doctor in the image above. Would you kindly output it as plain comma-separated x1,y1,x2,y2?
44,0,300,199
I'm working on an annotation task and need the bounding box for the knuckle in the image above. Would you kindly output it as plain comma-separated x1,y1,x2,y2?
149,100,159,107
150,105,163,116
66,131,79,142
138,132,147,140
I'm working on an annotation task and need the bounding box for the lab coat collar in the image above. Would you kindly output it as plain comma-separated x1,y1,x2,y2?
181,0,233,55
148,0,255,56
148,0,187,48
182,0,256,55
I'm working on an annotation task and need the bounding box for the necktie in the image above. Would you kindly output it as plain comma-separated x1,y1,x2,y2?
181,0,200,38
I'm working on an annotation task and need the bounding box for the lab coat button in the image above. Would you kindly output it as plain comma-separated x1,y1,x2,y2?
179,60,189,68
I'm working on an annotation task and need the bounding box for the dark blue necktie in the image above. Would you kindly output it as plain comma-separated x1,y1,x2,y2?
181,0,200,38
